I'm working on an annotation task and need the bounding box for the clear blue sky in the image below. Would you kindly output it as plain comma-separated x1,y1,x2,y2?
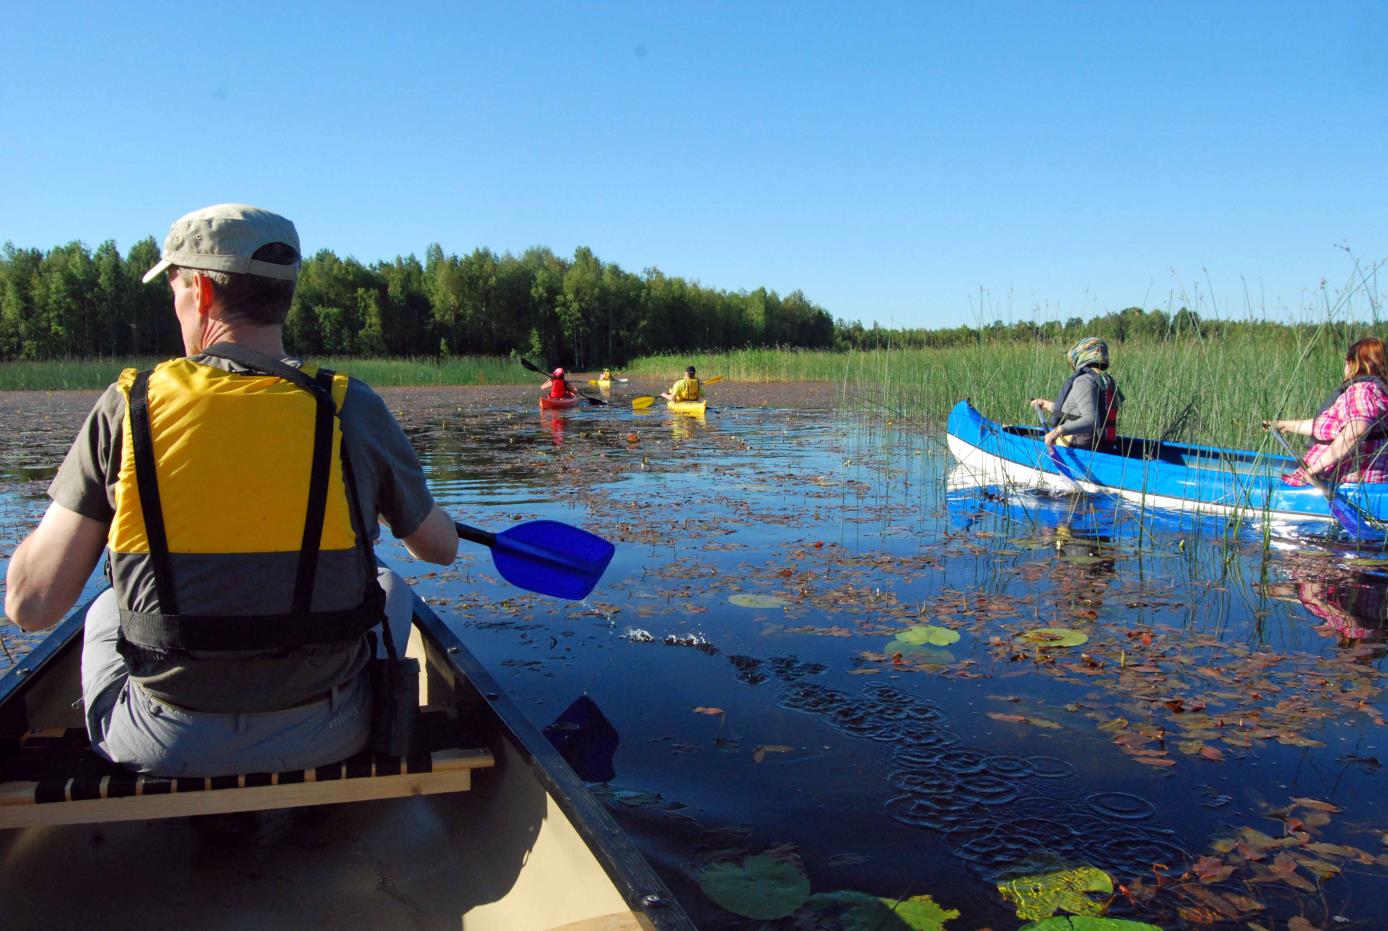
3,2,1384,329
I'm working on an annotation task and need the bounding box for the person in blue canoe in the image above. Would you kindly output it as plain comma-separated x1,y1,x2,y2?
1030,337,1124,450
4,203,460,778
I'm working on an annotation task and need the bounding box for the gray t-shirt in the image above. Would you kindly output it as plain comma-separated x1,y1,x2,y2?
48,354,436,712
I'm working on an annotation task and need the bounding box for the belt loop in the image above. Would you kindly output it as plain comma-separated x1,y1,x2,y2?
328,682,339,712
235,712,248,735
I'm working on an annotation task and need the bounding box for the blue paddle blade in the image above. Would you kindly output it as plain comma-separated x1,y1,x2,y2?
490,519,616,600
1329,498,1388,545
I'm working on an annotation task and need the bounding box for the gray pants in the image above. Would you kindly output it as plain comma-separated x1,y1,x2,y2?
81,567,414,777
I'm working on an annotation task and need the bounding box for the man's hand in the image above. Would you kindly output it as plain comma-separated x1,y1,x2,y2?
1044,427,1063,448
1030,398,1053,414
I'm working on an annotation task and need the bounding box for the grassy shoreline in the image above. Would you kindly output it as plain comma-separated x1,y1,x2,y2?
0,336,1359,448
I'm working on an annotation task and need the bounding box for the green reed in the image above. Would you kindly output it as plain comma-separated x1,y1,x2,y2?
630,335,1349,449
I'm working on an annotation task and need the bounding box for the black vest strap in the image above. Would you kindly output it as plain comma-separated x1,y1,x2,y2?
291,368,337,615
119,588,385,652
128,371,178,614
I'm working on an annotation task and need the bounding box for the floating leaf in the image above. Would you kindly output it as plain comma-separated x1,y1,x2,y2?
729,594,786,609
897,625,961,646
997,866,1113,920
804,890,960,931
699,854,810,919
1020,918,1163,930
1022,628,1089,648
752,744,795,763
693,706,725,716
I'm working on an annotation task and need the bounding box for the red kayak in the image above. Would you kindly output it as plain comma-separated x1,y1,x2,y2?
539,393,582,411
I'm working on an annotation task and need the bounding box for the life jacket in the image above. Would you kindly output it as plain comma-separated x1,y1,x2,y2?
1050,367,1121,445
108,344,383,662
550,378,570,399
671,377,701,401
1311,375,1388,444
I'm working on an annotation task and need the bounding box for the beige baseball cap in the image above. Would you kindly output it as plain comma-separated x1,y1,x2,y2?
141,203,301,284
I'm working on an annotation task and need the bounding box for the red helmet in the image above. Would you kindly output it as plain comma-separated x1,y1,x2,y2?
551,367,565,378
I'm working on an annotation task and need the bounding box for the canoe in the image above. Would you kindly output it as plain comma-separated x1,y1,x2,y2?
666,399,706,416
0,590,695,930
539,392,582,411
946,399,1388,527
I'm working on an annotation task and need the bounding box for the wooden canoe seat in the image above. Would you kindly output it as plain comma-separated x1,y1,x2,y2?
0,723,494,830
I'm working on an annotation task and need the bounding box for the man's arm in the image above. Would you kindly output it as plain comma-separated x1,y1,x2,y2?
401,504,459,565
6,502,108,631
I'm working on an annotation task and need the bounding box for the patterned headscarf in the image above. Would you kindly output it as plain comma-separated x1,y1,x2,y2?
1066,337,1109,372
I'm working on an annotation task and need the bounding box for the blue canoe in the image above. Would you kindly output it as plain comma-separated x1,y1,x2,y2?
945,399,1388,528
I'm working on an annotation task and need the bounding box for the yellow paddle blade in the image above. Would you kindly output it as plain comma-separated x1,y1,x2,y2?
703,375,723,385
632,396,656,410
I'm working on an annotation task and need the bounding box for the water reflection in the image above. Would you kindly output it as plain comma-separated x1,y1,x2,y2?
1266,558,1388,646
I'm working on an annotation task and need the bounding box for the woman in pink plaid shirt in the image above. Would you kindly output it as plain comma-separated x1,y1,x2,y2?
1265,337,1388,486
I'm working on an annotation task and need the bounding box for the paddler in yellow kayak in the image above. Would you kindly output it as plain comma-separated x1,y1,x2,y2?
660,365,701,404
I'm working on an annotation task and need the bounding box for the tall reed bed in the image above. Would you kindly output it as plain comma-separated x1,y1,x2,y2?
630,334,1348,449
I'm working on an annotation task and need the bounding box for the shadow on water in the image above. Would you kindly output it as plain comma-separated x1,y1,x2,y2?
5,385,1388,928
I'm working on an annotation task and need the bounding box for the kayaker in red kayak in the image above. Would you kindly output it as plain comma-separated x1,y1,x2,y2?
660,365,701,403
542,367,575,400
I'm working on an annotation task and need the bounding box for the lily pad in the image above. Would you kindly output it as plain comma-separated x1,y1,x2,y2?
997,866,1113,920
698,854,810,919
897,626,961,646
1020,919,1162,931
883,643,957,666
1021,628,1089,648
729,594,786,609
805,890,960,931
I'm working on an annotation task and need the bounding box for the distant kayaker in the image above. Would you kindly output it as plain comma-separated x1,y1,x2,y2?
599,369,612,382
4,203,459,778
1030,337,1124,449
1264,337,1388,485
543,366,574,399
661,365,702,403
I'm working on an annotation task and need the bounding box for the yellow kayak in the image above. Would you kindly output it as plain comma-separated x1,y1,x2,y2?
666,399,707,415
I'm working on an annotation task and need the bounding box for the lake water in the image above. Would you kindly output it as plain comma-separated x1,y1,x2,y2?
3,383,1387,930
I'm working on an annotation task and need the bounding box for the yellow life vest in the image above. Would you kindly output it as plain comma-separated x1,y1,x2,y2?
670,376,701,401
109,347,382,654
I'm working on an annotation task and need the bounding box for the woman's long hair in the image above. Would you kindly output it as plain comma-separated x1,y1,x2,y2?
1345,337,1387,381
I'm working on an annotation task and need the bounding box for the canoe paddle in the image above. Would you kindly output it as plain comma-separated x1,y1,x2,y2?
1266,427,1386,544
632,375,723,410
1033,403,1084,490
520,357,607,406
455,519,616,600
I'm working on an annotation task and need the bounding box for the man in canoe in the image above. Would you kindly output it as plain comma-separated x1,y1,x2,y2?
661,365,702,403
4,203,459,777
1030,337,1124,450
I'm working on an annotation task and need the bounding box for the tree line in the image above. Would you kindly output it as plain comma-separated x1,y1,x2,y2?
1,237,1371,365
0,239,835,367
